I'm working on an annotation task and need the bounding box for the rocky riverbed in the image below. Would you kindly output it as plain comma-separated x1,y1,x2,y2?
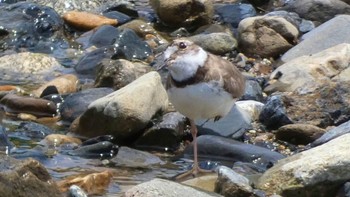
1,0,350,196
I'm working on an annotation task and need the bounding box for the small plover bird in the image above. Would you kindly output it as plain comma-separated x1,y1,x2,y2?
159,39,246,179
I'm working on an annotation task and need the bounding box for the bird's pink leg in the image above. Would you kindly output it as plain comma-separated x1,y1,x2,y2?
175,119,212,181
190,119,199,176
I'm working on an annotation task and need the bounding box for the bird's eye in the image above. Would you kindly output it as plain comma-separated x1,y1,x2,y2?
179,42,187,49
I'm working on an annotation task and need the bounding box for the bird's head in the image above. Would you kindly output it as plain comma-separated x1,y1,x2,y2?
159,39,208,82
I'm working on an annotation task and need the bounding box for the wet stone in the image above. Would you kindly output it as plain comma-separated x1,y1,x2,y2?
32,74,79,97
62,11,117,30
111,146,164,168
0,125,13,151
134,112,186,151
9,121,54,141
68,185,88,197
74,47,114,75
75,29,153,75
0,94,57,118
184,135,285,170
214,3,256,28
58,170,113,195
82,135,115,146
0,154,62,197
103,11,132,25
68,141,118,159
0,2,64,52
88,25,120,48
112,28,153,61
60,87,114,122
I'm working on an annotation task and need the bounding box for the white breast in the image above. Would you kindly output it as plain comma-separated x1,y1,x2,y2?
167,81,235,120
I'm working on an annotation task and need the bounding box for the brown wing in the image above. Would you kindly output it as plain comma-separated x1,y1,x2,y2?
203,54,246,98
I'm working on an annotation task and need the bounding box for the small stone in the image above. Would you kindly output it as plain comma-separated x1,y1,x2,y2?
188,32,237,55
63,11,117,30
215,166,254,197
215,3,257,28
69,185,88,197
276,124,326,145
32,74,79,97
150,0,214,28
58,170,113,195
94,59,152,90
42,134,82,146
259,94,293,130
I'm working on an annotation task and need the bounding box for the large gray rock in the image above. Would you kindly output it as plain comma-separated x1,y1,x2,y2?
281,0,350,24
70,71,168,144
257,133,350,197
282,15,350,62
238,15,298,58
124,178,222,197
266,43,350,94
0,154,62,197
150,0,213,27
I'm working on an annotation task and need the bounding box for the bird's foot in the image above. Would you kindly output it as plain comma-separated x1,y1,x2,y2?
175,165,213,182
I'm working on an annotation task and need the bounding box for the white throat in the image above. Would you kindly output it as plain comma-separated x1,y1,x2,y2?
168,48,208,82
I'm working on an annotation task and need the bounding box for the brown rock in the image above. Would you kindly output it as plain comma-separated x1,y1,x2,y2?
63,11,118,30
57,170,112,195
238,16,298,58
32,74,79,97
0,154,62,197
276,124,326,145
0,94,57,117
